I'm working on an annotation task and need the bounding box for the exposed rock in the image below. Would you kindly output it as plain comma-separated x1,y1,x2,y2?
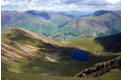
45,56,57,63
75,55,121,78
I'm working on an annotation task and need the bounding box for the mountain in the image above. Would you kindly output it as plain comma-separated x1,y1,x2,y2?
26,10,51,19
60,10,121,38
1,10,121,40
93,10,113,16
1,11,22,30
1,10,72,39
2,28,121,79
58,11,91,18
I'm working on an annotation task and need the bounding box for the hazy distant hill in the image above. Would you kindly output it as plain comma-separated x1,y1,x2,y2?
1,10,121,40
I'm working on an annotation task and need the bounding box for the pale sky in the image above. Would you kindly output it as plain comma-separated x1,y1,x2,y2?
1,0,121,12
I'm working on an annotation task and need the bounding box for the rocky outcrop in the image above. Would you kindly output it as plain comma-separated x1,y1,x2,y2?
75,55,121,78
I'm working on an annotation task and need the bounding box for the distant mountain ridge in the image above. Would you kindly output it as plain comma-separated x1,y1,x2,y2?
93,10,113,16
1,10,121,40
26,10,51,19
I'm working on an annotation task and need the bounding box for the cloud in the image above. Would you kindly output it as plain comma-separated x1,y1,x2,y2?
61,0,84,4
1,0,121,12
1,0,11,6
106,0,121,4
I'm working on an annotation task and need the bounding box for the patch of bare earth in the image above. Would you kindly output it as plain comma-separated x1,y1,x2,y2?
15,43,37,52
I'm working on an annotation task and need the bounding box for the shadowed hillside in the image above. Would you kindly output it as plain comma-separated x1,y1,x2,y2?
95,33,121,53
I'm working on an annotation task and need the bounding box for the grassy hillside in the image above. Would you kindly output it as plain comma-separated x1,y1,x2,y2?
2,69,121,80
95,69,121,80
2,27,121,80
1,71,81,80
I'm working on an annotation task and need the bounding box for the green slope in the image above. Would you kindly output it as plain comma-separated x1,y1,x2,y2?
2,69,121,80
2,28,121,80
